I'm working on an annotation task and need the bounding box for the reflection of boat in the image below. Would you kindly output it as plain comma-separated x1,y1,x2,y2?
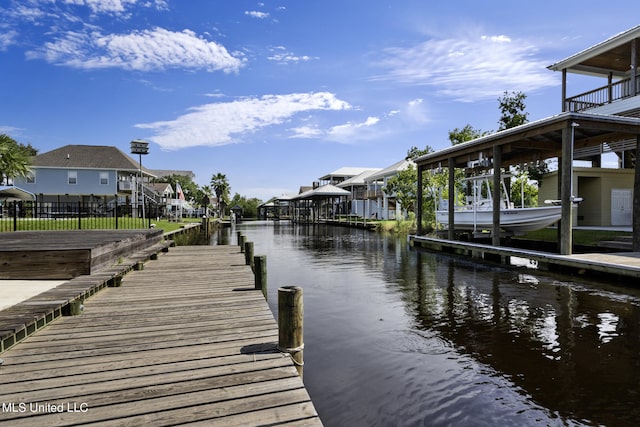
436,175,571,236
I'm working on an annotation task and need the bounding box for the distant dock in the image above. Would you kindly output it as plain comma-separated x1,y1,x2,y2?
0,244,321,426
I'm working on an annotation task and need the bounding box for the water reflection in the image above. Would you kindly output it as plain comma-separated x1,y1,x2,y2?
229,222,640,426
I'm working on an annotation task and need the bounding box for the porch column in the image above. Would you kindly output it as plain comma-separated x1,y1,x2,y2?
448,157,455,240
561,69,567,112
631,38,637,96
633,135,640,251
492,145,502,247
560,124,575,255
417,164,424,234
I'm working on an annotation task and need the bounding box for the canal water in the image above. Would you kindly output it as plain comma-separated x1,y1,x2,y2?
215,222,640,426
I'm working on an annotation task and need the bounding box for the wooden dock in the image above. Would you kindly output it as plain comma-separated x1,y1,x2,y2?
0,245,322,426
0,229,166,279
411,235,640,280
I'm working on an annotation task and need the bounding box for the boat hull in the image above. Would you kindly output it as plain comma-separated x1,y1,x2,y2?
436,206,562,235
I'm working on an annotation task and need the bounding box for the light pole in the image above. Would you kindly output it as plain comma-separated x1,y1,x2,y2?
130,140,149,227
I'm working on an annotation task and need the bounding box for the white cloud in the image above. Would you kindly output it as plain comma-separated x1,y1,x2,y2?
268,46,317,64
373,32,558,102
0,30,18,51
327,116,380,140
27,27,244,72
62,0,137,14
136,92,352,150
245,10,269,19
289,125,324,139
59,0,167,14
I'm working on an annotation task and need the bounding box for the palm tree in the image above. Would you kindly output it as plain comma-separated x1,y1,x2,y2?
210,173,230,218
0,134,33,185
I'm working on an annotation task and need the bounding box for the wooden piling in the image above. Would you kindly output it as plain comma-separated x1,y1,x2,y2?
244,241,254,268
278,286,304,378
254,255,267,300
239,234,246,253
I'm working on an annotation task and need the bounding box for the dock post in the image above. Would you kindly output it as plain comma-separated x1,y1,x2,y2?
239,234,246,253
278,286,304,378
254,255,267,299
236,231,242,245
244,241,254,268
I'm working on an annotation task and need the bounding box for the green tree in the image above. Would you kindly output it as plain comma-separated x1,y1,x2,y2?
0,134,35,185
448,124,490,145
229,193,263,218
509,174,539,208
384,165,419,217
497,90,529,130
153,173,199,203
210,172,230,217
406,145,434,160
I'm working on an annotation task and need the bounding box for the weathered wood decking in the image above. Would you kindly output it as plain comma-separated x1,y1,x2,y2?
0,230,165,279
0,245,322,426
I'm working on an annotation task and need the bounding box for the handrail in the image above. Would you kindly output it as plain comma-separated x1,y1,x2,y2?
566,76,639,112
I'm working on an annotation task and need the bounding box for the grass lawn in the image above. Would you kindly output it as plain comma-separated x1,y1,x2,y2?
0,217,202,233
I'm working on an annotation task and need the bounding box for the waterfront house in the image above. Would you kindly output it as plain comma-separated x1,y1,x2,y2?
364,159,415,220
336,169,381,217
414,25,640,254
317,167,375,186
13,144,159,216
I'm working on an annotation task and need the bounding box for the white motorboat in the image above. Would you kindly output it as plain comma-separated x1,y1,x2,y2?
436,174,571,236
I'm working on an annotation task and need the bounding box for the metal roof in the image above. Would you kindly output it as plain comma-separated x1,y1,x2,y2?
0,185,36,201
415,111,640,170
365,159,415,182
548,25,640,77
337,169,382,187
292,184,351,200
317,167,375,181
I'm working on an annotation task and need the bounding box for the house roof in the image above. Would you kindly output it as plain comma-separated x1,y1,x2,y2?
414,111,640,170
32,145,155,176
149,183,173,194
318,167,374,181
0,185,35,201
293,184,351,200
151,169,196,179
548,24,640,77
337,169,382,187
366,159,415,182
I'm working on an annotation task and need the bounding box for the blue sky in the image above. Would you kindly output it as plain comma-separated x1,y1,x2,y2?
1,1,638,201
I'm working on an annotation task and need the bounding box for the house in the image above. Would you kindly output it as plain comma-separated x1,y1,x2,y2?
13,144,160,216
364,159,415,220
317,167,374,186
414,25,640,254
336,169,381,217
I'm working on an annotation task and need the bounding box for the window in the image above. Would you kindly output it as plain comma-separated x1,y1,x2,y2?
99,172,109,185
68,171,77,185
26,172,35,184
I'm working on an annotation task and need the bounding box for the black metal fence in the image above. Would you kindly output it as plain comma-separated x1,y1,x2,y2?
0,200,163,232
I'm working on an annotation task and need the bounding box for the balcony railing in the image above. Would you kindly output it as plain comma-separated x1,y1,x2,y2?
566,75,640,112
365,189,384,199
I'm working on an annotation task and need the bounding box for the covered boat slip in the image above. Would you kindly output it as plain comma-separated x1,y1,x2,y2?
415,112,640,255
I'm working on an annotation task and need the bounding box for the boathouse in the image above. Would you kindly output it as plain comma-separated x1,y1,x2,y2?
415,25,640,254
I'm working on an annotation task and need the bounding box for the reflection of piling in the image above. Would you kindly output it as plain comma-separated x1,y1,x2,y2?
254,255,267,299
278,286,304,378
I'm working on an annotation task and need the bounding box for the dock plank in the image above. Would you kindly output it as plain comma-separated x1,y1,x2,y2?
0,246,322,426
